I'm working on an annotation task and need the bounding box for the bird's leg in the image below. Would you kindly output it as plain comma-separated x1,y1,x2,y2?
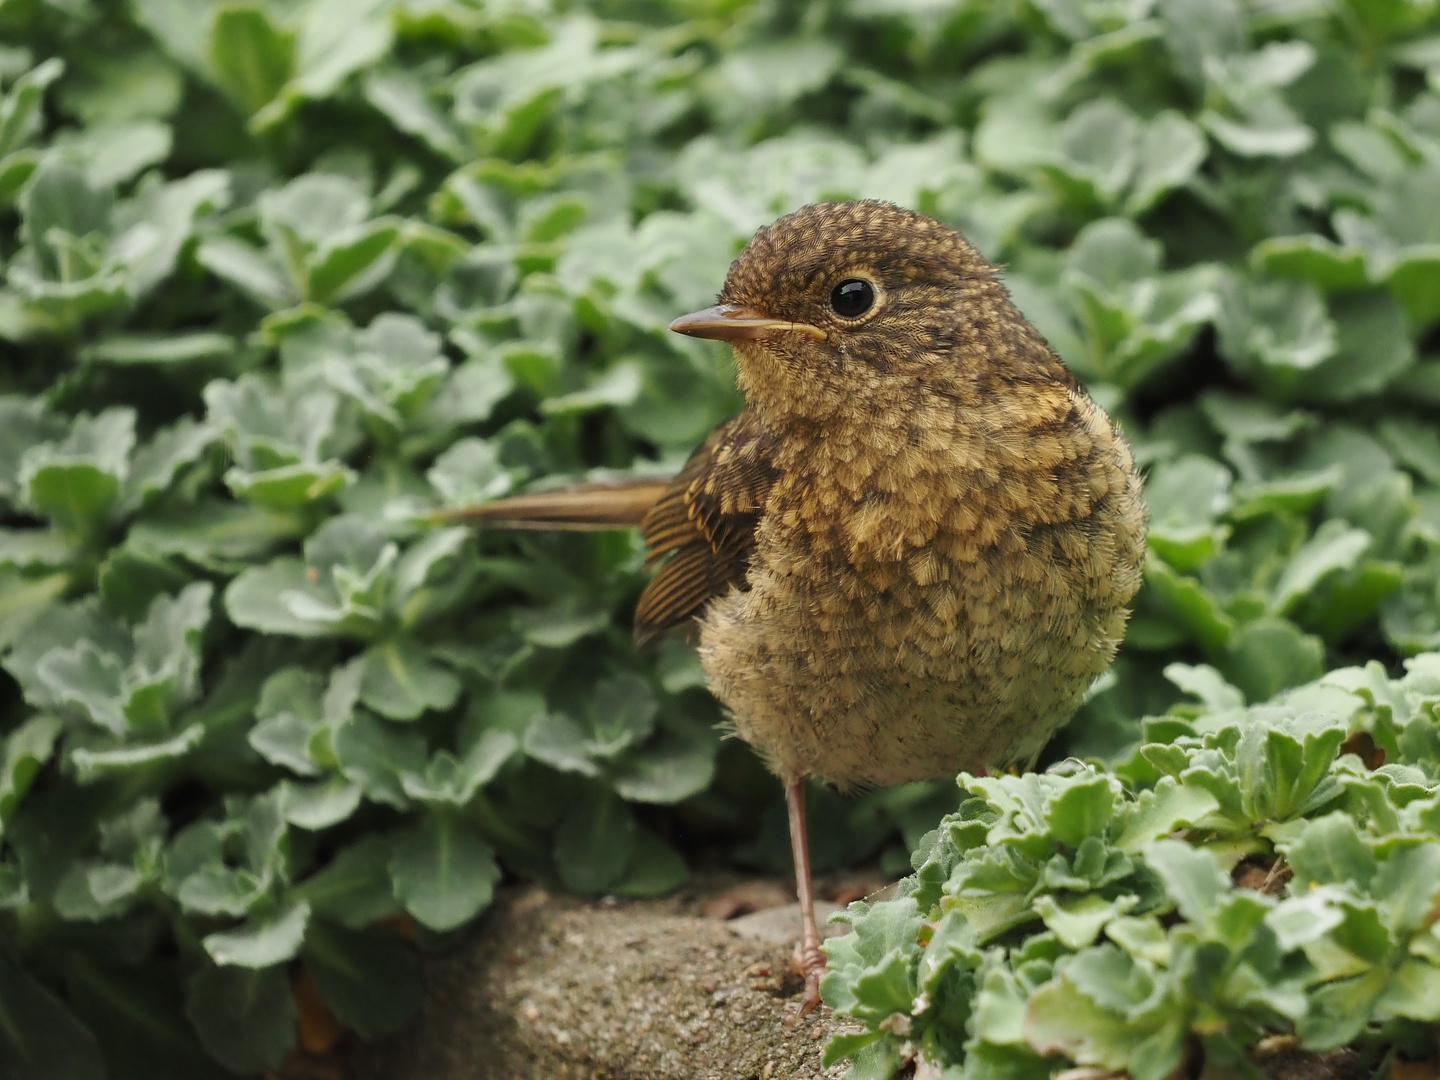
784,776,826,1023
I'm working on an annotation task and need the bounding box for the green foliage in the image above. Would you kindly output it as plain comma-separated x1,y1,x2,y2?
0,0,1437,1075
824,657,1440,1076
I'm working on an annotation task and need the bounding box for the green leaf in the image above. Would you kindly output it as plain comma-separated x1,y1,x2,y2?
1301,290,1415,402
176,861,267,919
1044,775,1116,848
1143,455,1232,570
224,558,346,638
280,777,362,830
291,835,399,929
124,416,222,512
195,237,293,309
72,724,207,784
820,1030,885,1070
402,730,516,808
226,461,354,510
250,667,326,776
1025,950,1187,1080
20,158,112,269
541,360,643,416
357,639,461,721
0,570,70,652
1144,554,1235,654
129,501,305,571
1112,778,1221,852
1282,812,1377,892
363,68,466,162
1222,617,1324,701
0,948,105,1080
851,951,915,1023
303,922,421,1038
332,708,427,809
0,713,61,826
1377,958,1440,1021
1271,520,1371,614
585,672,656,757
611,828,688,898
711,38,840,114
21,409,135,531
1266,888,1345,950
1164,663,1244,712
1216,275,1337,386
1374,842,1440,936
1127,110,1207,215
513,597,611,648
1202,98,1313,158
185,964,294,1075
1236,713,1347,821
206,5,295,117
974,95,1057,176
305,219,400,304
554,785,634,894
389,811,501,932
391,527,471,613
611,735,715,804
203,900,310,968
83,332,236,367
1143,839,1229,928
1047,98,1138,208
1251,235,1368,292
37,641,126,734
420,357,515,428
258,172,370,251
522,710,599,777
426,437,513,505
61,118,172,188
1036,892,1139,949
0,59,65,159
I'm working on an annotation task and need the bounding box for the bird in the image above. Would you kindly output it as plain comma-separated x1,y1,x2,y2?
439,200,1148,1017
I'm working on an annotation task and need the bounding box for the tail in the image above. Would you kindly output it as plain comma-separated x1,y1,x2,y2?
427,478,672,531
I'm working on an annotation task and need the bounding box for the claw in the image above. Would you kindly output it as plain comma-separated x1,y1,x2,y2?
785,941,827,1023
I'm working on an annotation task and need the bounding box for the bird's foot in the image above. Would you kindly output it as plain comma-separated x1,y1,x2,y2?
783,941,828,1025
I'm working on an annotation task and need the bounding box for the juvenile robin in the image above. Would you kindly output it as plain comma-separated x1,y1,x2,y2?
446,200,1148,1016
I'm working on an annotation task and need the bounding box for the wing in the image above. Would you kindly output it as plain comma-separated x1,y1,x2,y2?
633,410,777,648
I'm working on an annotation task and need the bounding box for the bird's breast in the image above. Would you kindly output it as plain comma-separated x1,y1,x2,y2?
742,386,1144,662
695,384,1146,786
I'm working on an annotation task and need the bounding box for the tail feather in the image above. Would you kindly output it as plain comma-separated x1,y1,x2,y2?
428,478,672,531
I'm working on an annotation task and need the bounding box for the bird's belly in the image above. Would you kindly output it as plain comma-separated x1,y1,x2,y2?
695,537,1130,788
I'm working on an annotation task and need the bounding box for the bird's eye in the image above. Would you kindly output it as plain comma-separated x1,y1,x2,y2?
830,278,875,319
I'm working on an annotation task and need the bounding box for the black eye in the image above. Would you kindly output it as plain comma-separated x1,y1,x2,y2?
830,278,875,319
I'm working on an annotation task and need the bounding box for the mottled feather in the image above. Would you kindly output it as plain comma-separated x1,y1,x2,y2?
634,411,776,646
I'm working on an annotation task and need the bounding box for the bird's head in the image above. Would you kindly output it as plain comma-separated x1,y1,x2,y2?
669,200,1064,426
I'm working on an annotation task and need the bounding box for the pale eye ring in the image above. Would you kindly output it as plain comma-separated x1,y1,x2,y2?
830,278,875,319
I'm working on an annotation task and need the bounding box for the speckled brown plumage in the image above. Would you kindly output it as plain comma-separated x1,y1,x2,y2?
446,200,1148,1016
685,201,1146,788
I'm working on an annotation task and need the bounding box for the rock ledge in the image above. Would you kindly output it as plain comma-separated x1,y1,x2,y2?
348,885,858,1080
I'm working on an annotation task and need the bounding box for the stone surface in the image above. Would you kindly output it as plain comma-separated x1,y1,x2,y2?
346,883,865,1080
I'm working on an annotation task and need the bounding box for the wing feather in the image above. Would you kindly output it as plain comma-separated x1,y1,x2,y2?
633,411,777,647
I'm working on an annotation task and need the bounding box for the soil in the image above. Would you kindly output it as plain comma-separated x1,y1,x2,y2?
344,874,887,1080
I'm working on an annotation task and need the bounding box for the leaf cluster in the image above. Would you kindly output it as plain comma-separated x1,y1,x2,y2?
825,657,1440,1077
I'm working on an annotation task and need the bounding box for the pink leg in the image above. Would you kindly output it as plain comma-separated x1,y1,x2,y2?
784,776,826,1022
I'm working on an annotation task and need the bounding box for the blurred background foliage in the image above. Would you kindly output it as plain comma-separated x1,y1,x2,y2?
0,0,1437,1074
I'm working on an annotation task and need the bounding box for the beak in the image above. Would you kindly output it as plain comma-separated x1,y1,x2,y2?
668,303,826,342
